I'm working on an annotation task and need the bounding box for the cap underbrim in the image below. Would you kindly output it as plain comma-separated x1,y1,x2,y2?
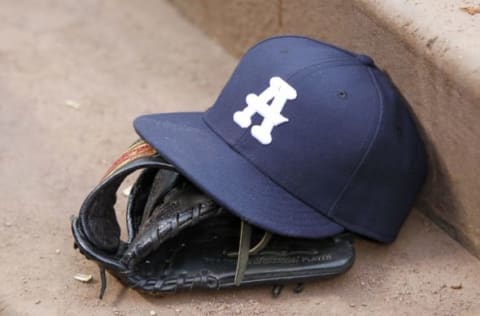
134,113,344,238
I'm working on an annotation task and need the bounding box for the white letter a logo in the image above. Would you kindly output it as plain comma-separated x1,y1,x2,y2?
233,77,297,145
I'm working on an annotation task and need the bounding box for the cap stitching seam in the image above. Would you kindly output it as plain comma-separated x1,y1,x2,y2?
327,67,385,214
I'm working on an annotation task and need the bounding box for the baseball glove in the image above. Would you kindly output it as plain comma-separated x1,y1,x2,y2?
71,140,355,299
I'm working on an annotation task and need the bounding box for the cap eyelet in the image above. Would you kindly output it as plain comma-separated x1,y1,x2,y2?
337,90,348,99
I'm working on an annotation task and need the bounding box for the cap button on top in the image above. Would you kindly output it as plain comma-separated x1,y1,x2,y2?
356,54,375,66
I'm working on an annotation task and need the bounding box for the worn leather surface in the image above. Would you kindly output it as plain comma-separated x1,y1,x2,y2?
72,154,355,295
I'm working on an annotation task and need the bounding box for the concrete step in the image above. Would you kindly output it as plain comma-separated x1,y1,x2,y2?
170,0,480,261
0,0,479,315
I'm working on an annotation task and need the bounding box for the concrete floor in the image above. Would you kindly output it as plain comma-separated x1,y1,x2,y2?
1,0,480,315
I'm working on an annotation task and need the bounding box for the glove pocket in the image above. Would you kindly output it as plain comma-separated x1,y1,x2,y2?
121,213,355,293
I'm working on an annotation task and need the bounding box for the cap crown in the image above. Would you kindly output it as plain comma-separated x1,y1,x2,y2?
204,36,427,242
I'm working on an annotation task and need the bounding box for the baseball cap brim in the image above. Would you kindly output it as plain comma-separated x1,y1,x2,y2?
134,112,344,238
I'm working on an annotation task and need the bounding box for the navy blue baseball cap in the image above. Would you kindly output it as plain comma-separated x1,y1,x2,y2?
134,35,427,243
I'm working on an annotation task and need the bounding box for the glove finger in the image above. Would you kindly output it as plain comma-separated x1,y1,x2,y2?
78,157,176,253
126,168,157,242
121,182,220,266
141,169,181,226
126,168,181,241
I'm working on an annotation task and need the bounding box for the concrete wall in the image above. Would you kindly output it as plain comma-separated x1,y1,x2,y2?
169,0,480,257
